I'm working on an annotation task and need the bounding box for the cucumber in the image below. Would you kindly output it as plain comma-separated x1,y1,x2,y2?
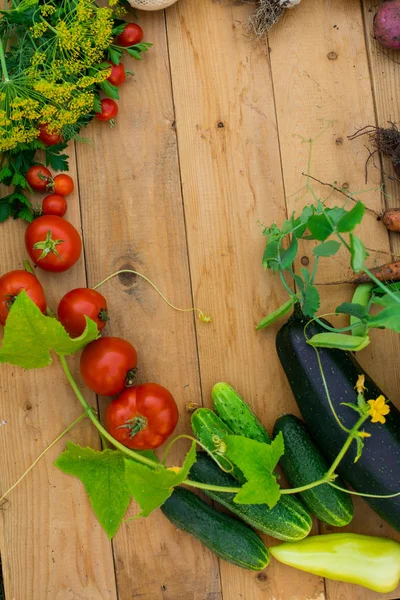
276,312,400,532
190,452,312,541
273,415,354,527
161,487,270,571
212,382,271,442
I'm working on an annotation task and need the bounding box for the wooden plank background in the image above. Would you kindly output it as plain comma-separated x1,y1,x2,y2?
0,0,399,598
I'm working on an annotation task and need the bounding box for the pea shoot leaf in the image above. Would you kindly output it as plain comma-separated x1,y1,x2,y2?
373,292,400,307
224,434,284,509
54,443,131,539
335,302,368,320
302,282,320,317
350,234,368,273
313,240,341,258
307,214,333,241
281,237,298,269
367,305,400,333
337,202,365,233
0,291,99,369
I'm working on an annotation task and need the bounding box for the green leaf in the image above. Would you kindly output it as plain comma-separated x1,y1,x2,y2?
224,434,284,509
17,205,33,222
125,442,197,517
373,292,400,307
0,291,99,369
335,302,368,320
0,166,12,182
45,143,69,172
355,436,364,463
256,297,296,330
302,283,320,317
112,23,127,35
54,443,131,538
325,206,346,225
350,234,368,273
307,214,334,241
108,45,123,65
336,202,365,233
313,240,341,258
281,237,298,269
126,47,142,60
367,305,400,333
307,332,370,351
262,240,280,271
0,202,12,222
99,80,120,100
11,172,27,188
299,205,314,224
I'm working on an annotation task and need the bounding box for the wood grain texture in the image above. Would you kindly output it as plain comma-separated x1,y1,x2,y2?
0,144,117,599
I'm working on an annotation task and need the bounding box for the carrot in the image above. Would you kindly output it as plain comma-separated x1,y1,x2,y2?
381,209,400,232
353,261,400,284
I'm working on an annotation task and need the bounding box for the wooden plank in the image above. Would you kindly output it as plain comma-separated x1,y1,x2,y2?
0,144,117,599
166,1,325,598
269,1,400,599
75,12,222,600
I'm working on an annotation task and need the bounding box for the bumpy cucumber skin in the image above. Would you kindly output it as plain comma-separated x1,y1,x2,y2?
274,415,354,527
161,487,270,571
212,382,271,443
190,453,312,541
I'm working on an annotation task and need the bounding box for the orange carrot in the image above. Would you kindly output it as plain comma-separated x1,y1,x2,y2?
353,261,400,284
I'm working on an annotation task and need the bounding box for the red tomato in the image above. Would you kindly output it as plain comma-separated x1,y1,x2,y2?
0,270,46,326
26,165,52,192
52,174,74,197
105,383,179,450
42,194,67,217
96,98,119,122
39,124,63,146
117,23,144,47
80,336,138,396
25,215,82,272
106,61,126,86
58,288,109,337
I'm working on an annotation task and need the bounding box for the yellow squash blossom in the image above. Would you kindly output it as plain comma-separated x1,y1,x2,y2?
355,374,366,394
368,395,390,424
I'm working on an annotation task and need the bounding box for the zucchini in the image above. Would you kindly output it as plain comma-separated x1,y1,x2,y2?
190,452,312,541
276,312,400,532
161,487,270,571
212,382,271,443
273,414,354,526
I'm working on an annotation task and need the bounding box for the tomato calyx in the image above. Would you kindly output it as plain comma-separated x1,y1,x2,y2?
125,368,137,388
98,308,110,323
32,229,64,261
4,294,16,312
116,415,147,439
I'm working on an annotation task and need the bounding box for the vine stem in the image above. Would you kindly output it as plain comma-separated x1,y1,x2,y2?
0,412,87,505
92,270,211,323
328,481,400,499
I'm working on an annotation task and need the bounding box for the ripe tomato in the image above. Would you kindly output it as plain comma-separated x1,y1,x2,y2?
25,215,82,272
42,194,67,217
105,383,179,450
80,337,138,396
39,124,63,146
52,174,74,197
26,165,52,192
96,98,118,122
117,23,144,47
58,288,109,337
0,270,47,326
106,61,126,86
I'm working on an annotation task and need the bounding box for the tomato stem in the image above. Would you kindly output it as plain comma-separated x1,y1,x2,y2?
23,259,35,276
116,416,147,439
33,230,64,261
124,368,137,388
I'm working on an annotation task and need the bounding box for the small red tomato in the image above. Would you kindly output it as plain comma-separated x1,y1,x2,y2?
39,124,63,146
42,194,67,217
96,98,119,123
25,215,82,273
105,383,179,450
117,23,144,47
0,270,47,326
26,165,52,192
80,337,138,396
106,61,126,86
58,288,109,337
52,174,74,197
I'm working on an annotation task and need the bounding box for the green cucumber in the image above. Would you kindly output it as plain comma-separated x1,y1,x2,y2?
161,487,270,571
190,452,312,541
212,382,271,443
274,414,354,527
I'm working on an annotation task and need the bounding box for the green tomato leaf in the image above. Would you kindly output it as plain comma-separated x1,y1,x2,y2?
307,332,370,351
350,234,368,273
336,201,365,233
256,297,296,330
302,283,320,317
367,305,400,333
313,240,341,258
335,302,368,320
307,214,334,241
224,434,284,509
54,443,131,539
0,291,99,369
281,237,298,269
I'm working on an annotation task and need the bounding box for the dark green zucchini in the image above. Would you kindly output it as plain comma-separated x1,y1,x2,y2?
161,487,270,571
190,452,312,541
274,414,354,526
276,311,400,532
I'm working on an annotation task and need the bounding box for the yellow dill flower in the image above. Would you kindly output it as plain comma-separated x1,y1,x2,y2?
40,4,56,16
368,395,390,424
31,22,48,38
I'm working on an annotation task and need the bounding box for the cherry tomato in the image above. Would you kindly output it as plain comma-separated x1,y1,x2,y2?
0,270,46,326
39,124,63,146
42,194,67,217
106,61,126,86
96,98,119,122
80,337,138,396
26,165,52,192
25,215,82,273
52,174,74,197
105,383,179,450
58,288,109,337
117,23,144,47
